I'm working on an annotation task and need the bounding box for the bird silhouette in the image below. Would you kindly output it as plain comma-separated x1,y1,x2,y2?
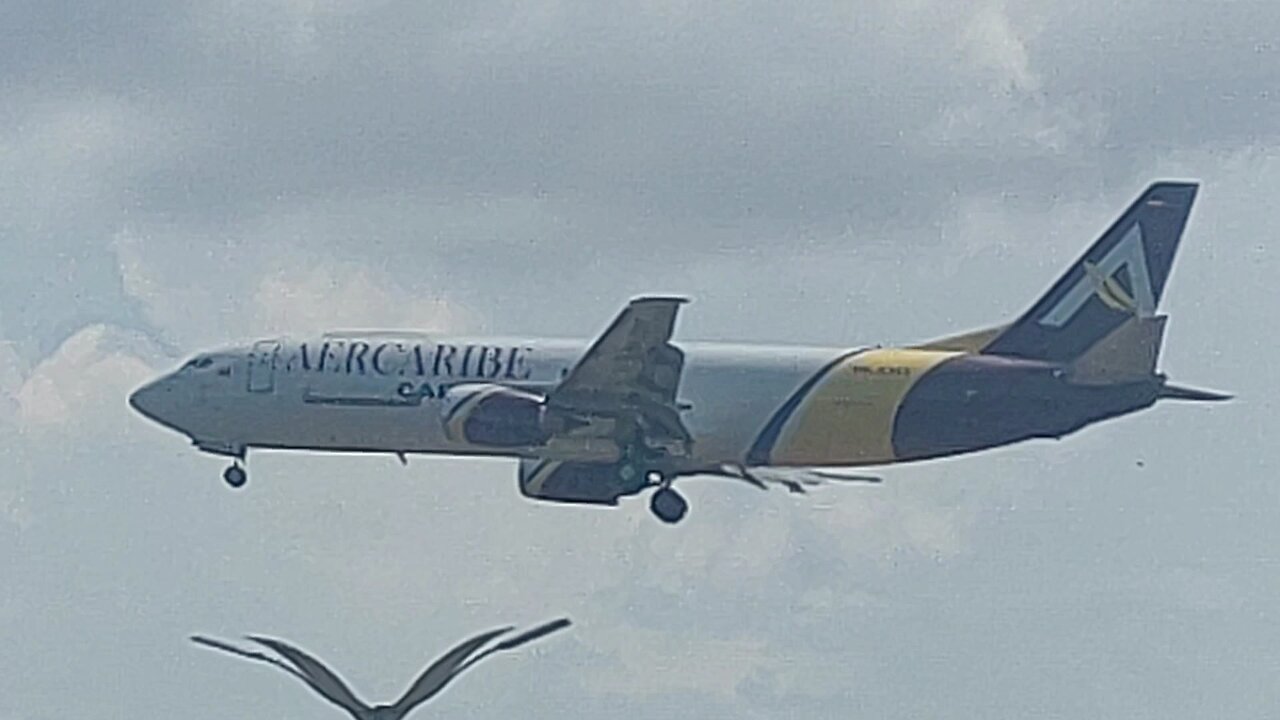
190,617,571,720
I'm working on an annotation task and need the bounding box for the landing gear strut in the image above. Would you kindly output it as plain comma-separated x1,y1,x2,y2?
222,463,247,489
618,439,689,524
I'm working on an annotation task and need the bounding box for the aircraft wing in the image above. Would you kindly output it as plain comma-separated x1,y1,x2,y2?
546,296,693,455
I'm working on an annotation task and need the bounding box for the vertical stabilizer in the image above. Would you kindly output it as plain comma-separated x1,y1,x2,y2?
982,181,1199,363
1067,314,1167,384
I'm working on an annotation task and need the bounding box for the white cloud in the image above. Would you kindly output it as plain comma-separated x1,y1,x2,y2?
13,324,161,431
113,224,475,349
0,322,166,533
910,2,1108,157
962,2,1041,94
252,261,466,338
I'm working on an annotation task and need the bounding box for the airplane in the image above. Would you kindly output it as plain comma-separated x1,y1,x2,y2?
129,181,1229,524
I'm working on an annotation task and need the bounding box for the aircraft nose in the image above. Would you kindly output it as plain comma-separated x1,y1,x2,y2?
129,376,188,428
129,373,201,436
128,380,164,420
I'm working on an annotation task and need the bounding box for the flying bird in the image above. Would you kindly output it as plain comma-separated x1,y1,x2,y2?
190,617,572,720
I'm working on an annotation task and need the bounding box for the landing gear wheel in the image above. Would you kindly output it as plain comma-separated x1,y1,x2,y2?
222,464,247,489
650,487,688,524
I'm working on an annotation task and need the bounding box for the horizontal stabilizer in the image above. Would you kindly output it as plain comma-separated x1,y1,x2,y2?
807,470,884,484
1159,383,1233,402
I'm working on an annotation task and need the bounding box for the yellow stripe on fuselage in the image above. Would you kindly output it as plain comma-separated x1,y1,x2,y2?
770,348,964,466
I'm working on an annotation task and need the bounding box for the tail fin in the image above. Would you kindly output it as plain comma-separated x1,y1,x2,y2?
981,181,1199,363
1068,314,1167,383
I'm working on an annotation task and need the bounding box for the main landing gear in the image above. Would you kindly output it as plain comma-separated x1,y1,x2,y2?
649,485,688,524
623,461,688,525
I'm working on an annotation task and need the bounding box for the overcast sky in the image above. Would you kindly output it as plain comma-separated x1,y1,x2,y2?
2,1,1279,718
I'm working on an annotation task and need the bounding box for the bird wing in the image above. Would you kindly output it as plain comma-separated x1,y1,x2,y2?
246,635,372,718
191,635,363,718
191,635,311,683
387,626,515,718
455,617,573,674
390,618,573,719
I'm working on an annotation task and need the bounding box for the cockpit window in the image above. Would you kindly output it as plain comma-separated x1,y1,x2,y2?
180,356,216,371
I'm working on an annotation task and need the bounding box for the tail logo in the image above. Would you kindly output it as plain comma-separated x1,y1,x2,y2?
1038,223,1156,329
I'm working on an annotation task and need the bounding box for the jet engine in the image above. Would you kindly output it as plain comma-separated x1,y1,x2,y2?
517,458,647,505
517,458,687,523
441,383,552,448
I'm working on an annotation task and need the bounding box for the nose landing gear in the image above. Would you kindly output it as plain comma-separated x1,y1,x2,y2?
196,441,249,490
222,463,247,489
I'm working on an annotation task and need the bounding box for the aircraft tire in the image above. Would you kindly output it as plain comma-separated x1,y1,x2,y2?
650,488,688,524
222,464,247,489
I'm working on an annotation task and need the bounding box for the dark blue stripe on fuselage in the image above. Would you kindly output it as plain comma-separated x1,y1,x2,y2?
745,348,866,465
891,354,1162,461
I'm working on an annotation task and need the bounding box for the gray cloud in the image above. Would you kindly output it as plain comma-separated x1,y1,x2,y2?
6,0,1276,351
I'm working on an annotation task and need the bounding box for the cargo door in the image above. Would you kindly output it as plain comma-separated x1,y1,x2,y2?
248,340,281,393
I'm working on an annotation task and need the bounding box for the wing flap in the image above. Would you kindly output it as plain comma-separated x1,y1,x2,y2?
551,296,688,408
545,296,694,455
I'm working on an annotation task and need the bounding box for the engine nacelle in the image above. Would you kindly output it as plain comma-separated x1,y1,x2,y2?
441,383,551,448
518,459,646,505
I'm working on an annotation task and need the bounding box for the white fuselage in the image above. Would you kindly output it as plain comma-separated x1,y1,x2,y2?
129,334,847,470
